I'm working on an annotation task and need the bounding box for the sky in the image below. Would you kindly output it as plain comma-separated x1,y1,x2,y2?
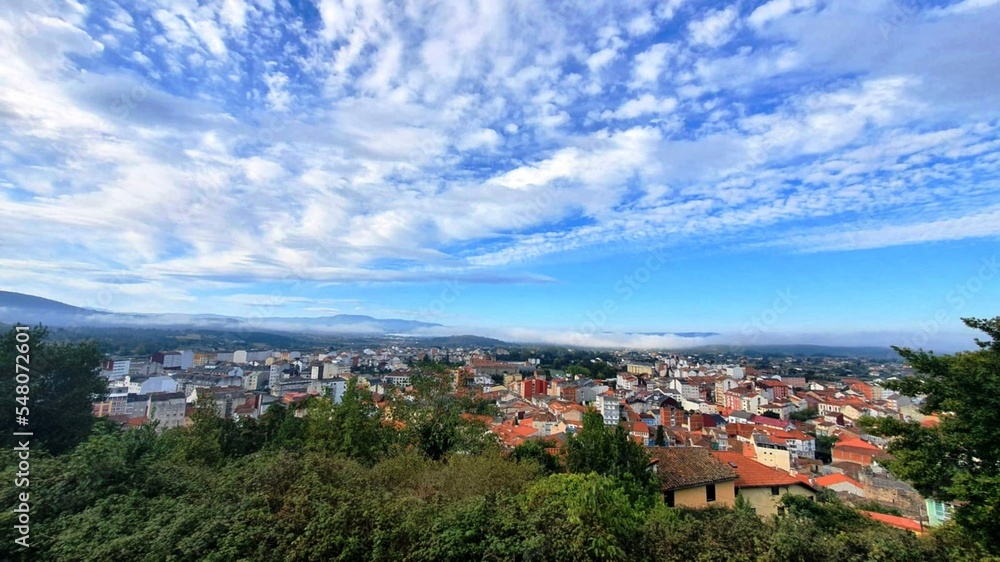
1,0,999,351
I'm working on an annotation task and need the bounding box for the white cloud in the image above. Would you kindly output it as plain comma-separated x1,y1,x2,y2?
0,0,999,322
688,6,739,48
600,94,678,120
748,0,816,28
457,128,502,151
263,71,292,111
626,12,656,36
631,43,672,87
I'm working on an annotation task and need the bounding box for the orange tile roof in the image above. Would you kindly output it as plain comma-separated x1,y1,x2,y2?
920,415,940,428
860,511,923,534
835,438,880,450
814,473,863,489
712,451,813,490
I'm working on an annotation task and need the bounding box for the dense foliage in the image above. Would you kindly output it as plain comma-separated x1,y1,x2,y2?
1,325,106,455
1,325,997,561
862,316,1000,555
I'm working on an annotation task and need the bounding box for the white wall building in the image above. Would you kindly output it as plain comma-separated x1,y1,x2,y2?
596,394,621,426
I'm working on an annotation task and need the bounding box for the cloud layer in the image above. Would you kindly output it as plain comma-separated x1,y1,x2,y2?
1,0,999,346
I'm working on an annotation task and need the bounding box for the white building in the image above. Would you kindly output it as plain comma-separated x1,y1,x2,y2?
140,375,178,395
385,373,411,387
596,393,621,426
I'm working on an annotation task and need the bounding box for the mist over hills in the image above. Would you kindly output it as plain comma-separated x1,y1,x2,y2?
0,291,907,358
0,291,441,335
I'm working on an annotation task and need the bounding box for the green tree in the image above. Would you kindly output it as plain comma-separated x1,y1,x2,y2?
306,378,390,465
1,325,106,455
790,407,819,422
566,410,658,501
861,317,1000,554
518,473,644,561
654,425,666,446
511,438,562,474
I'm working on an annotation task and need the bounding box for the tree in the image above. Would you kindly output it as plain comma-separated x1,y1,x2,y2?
306,378,390,465
790,407,819,422
654,425,666,446
511,439,562,474
861,317,1000,554
1,325,106,455
565,410,658,501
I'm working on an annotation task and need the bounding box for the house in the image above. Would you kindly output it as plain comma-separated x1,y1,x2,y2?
649,447,738,508
860,511,924,535
925,499,953,527
832,438,887,466
625,421,650,444
712,451,816,516
146,392,187,431
814,473,865,497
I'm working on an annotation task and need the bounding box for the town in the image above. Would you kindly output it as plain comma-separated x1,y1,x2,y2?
92,342,943,534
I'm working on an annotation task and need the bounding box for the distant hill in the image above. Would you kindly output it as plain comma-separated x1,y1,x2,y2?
0,291,441,336
0,291,102,314
410,335,509,347
690,344,901,360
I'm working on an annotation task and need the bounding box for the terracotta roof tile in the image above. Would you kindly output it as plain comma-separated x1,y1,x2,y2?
814,473,863,489
649,447,738,490
860,511,923,533
712,451,812,489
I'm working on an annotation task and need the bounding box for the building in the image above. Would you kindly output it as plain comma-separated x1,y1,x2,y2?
520,377,548,399
308,377,347,403
384,373,412,387
244,370,269,391
146,392,187,431
649,447,738,508
626,363,654,376
596,393,621,425
814,473,865,497
151,350,194,370
712,451,816,516
832,438,886,467
925,499,953,527
101,359,132,378
139,375,178,395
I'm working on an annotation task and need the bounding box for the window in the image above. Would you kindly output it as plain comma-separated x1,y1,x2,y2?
706,484,716,502
664,490,675,508
771,486,780,496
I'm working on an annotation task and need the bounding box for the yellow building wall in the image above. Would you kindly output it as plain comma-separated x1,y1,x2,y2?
739,484,815,516
672,481,736,509
753,444,792,472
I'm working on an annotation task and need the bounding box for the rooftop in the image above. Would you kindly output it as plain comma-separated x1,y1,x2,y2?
649,447,738,491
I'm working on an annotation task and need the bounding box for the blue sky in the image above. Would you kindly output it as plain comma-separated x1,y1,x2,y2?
1,0,999,350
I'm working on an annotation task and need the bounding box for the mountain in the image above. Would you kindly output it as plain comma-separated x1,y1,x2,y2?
0,291,441,335
0,291,106,315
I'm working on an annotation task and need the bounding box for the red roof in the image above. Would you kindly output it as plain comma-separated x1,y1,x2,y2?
836,438,879,450
712,451,814,490
860,511,923,533
814,473,863,489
